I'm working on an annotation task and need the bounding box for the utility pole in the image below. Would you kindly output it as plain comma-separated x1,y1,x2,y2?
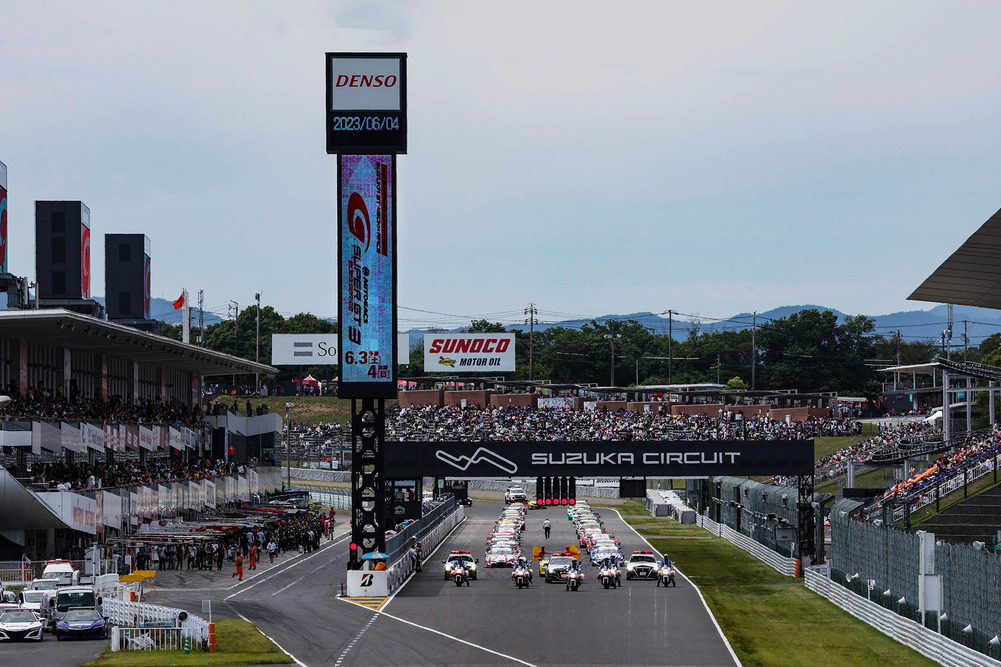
607,320,617,386
198,290,204,346
255,292,261,395
524,304,537,382
895,329,902,391
229,301,239,388
963,320,968,363
667,310,673,386
751,312,757,390
716,353,721,384
946,304,953,360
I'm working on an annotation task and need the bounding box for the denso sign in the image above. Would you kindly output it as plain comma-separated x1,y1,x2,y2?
424,334,516,373
330,57,402,111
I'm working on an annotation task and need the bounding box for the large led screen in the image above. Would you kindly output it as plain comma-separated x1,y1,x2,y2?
80,203,91,298
338,154,396,398
0,160,7,274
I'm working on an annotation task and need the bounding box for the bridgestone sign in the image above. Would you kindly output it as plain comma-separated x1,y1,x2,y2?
385,440,814,478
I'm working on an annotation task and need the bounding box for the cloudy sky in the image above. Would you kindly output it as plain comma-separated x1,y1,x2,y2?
2,1,1000,330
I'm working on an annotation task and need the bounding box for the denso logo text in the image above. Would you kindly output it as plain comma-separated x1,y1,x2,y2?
335,74,398,88
428,338,511,354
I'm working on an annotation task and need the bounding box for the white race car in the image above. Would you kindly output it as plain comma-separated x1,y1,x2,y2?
0,609,44,642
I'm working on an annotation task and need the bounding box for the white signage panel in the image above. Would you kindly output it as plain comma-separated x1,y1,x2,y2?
330,58,402,111
271,333,410,366
423,333,516,373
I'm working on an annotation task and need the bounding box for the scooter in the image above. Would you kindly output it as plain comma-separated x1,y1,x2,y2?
656,563,677,588
598,565,617,589
512,565,531,589
450,563,470,587
565,569,582,591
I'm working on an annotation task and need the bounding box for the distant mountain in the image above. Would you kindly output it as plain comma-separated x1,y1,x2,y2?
404,304,1001,347
92,296,223,326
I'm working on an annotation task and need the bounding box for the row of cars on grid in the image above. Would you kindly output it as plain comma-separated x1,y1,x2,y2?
0,560,111,642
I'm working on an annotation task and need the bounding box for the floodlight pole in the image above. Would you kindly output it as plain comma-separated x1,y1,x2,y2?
255,292,261,394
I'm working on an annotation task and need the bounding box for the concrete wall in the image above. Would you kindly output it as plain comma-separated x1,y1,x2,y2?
443,390,493,408
490,393,537,409
626,402,671,414
769,407,828,422
398,390,444,408
671,404,726,417
594,401,628,411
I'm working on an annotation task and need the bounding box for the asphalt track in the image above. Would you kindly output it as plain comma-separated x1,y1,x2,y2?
1,502,738,666
229,501,738,667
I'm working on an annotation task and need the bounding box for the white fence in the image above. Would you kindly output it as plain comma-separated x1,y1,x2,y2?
696,513,799,577
110,626,186,652
805,569,1001,667
388,505,466,594
104,598,210,651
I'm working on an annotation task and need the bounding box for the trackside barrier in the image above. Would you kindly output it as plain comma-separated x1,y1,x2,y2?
104,598,210,651
804,569,1001,667
387,503,466,595
696,513,798,577
111,626,183,652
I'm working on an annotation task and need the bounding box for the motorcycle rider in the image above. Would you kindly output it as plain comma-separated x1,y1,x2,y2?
515,556,533,583
566,558,582,591
659,554,676,587
451,560,470,586
601,557,618,588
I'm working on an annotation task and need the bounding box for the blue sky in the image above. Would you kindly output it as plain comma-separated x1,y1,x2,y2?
2,1,1000,330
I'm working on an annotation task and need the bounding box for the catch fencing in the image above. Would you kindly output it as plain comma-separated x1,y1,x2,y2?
384,498,465,593
831,503,1001,661
289,485,352,510
696,513,798,576
805,569,1001,667
104,598,210,651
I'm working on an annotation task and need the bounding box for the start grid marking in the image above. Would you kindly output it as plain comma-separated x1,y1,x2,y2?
340,596,390,611
334,612,379,666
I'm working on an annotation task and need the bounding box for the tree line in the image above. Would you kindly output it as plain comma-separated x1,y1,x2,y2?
163,307,955,396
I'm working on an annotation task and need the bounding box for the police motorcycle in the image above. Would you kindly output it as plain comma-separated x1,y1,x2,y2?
512,559,532,589
598,558,619,589
565,561,583,591
450,560,471,587
656,558,677,588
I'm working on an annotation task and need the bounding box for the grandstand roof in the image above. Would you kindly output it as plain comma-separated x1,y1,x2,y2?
909,205,1001,309
0,309,276,376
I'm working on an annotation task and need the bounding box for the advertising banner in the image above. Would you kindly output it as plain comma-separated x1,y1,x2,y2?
143,253,151,318
338,154,396,397
82,423,104,451
204,480,216,509
538,397,575,409
272,332,409,366
424,333,516,373
124,425,139,452
0,159,7,273
60,422,85,453
248,469,258,495
63,493,97,534
102,491,122,530
169,427,182,451
138,426,156,451
159,485,170,514
34,421,61,453
385,440,816,478
189,481,202,510
80,203,91,298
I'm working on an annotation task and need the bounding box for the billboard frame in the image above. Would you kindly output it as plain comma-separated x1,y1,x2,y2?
336,154,398,399
325,52,407,155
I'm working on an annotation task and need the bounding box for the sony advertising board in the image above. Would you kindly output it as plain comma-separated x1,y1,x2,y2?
326,53,407,155
0,160,7,273
424,334,516,373
338,154,396,398
385,440,815,478
271,333,409,366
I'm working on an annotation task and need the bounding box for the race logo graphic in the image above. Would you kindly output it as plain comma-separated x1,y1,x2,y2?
360,573,374,587
435,447,518,474
143,255,151,317
80,224,91,298
0,184,7,274
438,356,456,368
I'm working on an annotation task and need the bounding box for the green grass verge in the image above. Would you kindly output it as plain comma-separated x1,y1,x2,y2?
651,536,939,667
81,619,293,667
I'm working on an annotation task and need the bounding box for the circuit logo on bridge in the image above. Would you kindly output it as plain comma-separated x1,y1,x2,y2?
435,447,518,474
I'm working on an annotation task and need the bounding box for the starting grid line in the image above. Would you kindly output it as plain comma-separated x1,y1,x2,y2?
340,596,390,611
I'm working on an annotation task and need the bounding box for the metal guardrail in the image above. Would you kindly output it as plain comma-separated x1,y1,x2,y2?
805,570,1001,667
697,513,799,577
385,497,458,564
111,626,185,652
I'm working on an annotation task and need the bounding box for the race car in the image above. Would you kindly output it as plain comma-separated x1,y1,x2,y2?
54,609,108,640
485,545,520,567
0,609,44,642
442,551,478,580
625,550,659,580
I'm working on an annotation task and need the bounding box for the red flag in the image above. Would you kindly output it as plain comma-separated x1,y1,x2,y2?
173,292,185,310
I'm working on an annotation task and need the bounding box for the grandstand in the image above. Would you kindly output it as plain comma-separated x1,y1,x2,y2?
0,307,278,560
